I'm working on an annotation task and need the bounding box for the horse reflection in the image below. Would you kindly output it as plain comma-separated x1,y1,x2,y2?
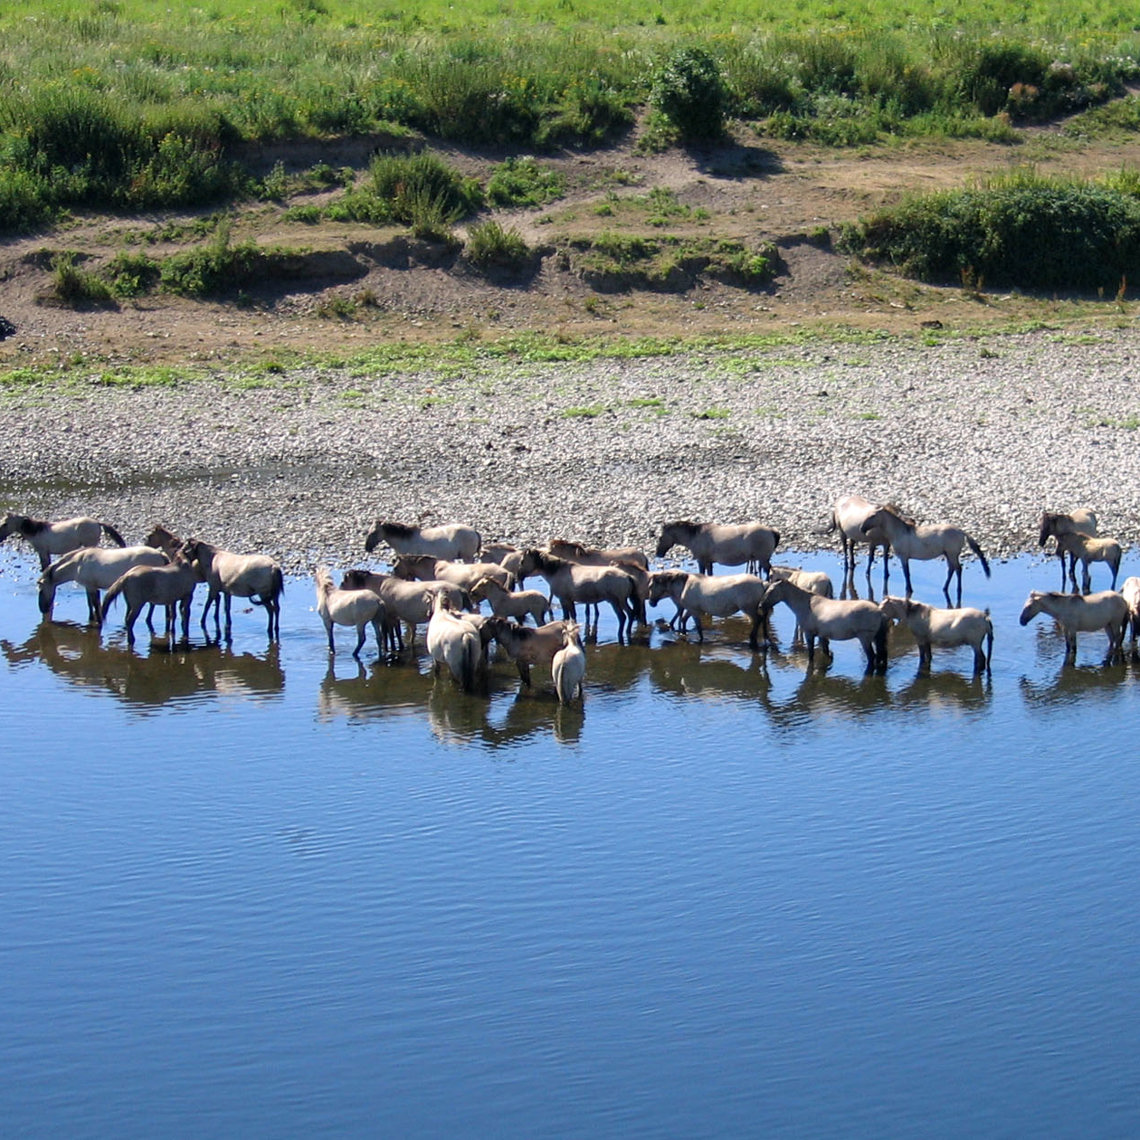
426,677,584,747
2,620,284,708
1018,659,1132,710
892,668,992,714
316,655,431,723
648,639,772,703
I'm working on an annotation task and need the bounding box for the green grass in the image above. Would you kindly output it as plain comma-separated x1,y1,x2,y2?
0,1,1137,236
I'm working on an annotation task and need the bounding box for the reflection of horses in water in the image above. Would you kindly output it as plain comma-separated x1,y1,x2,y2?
1018,658,1131,710
1,620,284,708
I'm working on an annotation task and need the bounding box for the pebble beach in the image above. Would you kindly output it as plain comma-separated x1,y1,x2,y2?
1,329,1138,574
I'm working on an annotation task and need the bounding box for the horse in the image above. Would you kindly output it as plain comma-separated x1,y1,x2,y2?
339,569,468,653
548,538,650,572
314,566,388,657
1052,530,1122,593
647,569,769,650
100,553,200,643
426,592,484,692
1038,509,1098,588
879,595,993,673
182,538,284,640
760,577,888,672
364,520,481,562
768,565,835,645
391,554,512,594
481,542,526,584
469,575,551,626
655,520,780,577
485,617,573,687
827,495,893,586
1,511,126,570
520,550,637,642
144,524,185,559
860,506,990,606
1019,589,1128,664
38,545,168,622
1122,577,1140,647
552,621,586,704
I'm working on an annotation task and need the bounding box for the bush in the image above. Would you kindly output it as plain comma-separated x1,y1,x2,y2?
650,47,728,143
48,252,115,307
368,151,482,224
842,175,1140,291
464,221,530,269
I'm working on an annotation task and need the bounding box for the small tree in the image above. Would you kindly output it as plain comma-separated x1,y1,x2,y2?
650,47,727,142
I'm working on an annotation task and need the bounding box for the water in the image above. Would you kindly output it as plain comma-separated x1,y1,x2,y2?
2,549,1139,1139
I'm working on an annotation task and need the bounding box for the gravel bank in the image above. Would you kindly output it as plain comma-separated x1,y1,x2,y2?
1,329,1138,575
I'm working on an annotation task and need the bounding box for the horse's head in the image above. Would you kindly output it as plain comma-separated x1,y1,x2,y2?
36,570,55,615
0,513,17,542
1018,591,1044,626
879,596,909,623
1037,513,1058,547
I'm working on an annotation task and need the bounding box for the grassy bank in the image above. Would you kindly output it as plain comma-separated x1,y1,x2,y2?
2,1,1140,233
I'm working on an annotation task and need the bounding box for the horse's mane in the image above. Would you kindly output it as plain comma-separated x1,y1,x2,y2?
380,520,416,538
533,550,567,571
882,503,916,527
314,566,334,592
664,520,702,536
21,516,46,536
550,538,588,556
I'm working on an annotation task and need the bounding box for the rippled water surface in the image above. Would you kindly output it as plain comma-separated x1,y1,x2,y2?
3,549,1139,1139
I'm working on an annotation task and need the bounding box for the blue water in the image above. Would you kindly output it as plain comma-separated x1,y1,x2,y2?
2,549,1139,1138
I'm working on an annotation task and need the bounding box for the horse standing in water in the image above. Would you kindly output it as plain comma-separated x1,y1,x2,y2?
1019,589,1128,664
314,567,388,657
100,553,200,643
655,520,780,577
38,545,168,622
1038,509,1098,588
879,595,993,674
828,495,894,590
761,577,888,673
1,512,126,571
552,621,586,704
364,520,481,562
860,506,990,607
182,538,284,641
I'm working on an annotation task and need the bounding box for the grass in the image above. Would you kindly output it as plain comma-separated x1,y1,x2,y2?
0,2,1138,236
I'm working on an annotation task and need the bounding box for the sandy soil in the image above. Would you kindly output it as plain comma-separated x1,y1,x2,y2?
4,125,1140,371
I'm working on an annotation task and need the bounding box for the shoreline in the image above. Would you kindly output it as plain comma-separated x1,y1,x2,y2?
1,328,1137,575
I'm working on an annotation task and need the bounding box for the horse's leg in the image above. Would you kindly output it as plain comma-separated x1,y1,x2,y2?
748,610,763,651
693,613,704,643
86,587,101,625
179,598,191,642
124,602,141,643
324,618,336,653
223,592,234,639
901,558,913,598
352,624,367,658
611,600,627,644
516,660,532,686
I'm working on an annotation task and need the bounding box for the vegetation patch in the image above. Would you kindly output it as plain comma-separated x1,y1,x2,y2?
842,170,1140,292
486,158,566,207
463,221,532,272
562,232,779,292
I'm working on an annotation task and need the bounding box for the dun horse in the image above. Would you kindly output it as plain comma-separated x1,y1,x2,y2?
521,550,637,643
2,512,126,571
880,596,993,673
100,554,200,643
314,567,388,657
655,520,780,577
1051,530,1122,593
828,495,893,587
551,621,586,704
647,570,770,650
761,577,888,672
426,592,484,692
182,538,284,640
339,569,467,653
1019,589,1128,663
1038,509,1098,588
38,545,168,622
860,506,990,606
364,520,481,562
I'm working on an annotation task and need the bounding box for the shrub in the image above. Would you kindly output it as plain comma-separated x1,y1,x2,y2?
650,47,728,143
464,221,530,269
48,252,115,307
842,175,1140,291
368,151,482,223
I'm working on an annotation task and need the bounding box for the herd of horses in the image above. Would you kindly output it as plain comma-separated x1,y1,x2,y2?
2,496,1136,703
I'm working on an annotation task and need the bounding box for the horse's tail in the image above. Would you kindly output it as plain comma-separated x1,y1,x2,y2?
272,566,285,599
101,522,127,547
100,574,127,621
984,613,995,670
461,631,481,692
966,534,991,578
